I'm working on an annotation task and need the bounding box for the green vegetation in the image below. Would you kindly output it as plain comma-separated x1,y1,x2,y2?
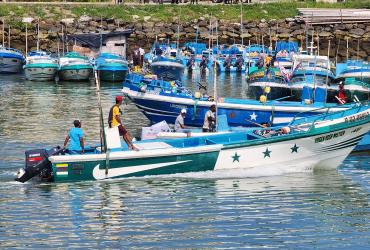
0,0,369,24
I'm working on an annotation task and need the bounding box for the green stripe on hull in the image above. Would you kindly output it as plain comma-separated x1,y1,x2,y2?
52,151,219,182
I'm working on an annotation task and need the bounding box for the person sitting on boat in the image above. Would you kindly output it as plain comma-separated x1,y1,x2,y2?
108,96,139,151
175,109,188,132
203,104,216,132
63,120,84,154
337,83,347,104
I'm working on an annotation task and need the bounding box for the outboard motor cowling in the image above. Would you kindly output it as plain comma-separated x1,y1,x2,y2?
15,146,63,183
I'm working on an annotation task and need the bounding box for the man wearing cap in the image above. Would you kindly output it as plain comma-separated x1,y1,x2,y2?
203,104,216,132
108,96,138,151
175,109,187,132
64,120,84,154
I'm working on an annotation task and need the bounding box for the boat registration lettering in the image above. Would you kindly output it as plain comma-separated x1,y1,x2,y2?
344,111,369,123
315,130,345,143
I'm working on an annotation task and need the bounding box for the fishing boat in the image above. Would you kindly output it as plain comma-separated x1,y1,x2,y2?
24,51,58,81
289,54,337,102
151,49,185,81
95,53,129,82
58,52,93,81
335,60,370,101
122,73,350,127
0,45,25,73
247,67,291,101
15,102,370,183
274,41,299,69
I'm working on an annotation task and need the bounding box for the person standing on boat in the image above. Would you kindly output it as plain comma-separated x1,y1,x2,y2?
337,83,347,104
63,120,84,154
203,104,216,132
175,109,187,132
108,96,138,151
132,45,141,71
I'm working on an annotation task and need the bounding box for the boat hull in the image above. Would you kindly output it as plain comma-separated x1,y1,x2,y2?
51,146,220,182
151,61,185,81
24,66,58,81
59,67,93,81
215,124,368,171
98,69,128,82
248,81,292,100
122,87,348,127
0,57,23,73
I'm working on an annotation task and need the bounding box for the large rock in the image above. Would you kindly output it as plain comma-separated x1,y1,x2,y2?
79,15,92,22
350,28,365,37
318,31,333,38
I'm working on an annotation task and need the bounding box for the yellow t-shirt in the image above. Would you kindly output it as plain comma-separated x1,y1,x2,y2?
111,105,121,127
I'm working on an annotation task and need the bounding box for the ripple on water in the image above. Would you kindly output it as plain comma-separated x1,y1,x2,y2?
0,74,369,248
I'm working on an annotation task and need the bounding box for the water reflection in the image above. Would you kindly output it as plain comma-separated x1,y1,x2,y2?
1,169,369,248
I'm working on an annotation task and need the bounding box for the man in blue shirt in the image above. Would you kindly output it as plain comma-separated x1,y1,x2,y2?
64,120,84,154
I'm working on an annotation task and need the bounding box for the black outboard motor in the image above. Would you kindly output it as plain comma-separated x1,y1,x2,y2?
15,146,63,183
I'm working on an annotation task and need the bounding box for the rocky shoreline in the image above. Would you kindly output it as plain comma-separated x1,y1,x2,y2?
1,16,370,61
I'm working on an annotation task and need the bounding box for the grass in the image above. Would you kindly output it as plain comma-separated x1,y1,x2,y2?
0,0,369,26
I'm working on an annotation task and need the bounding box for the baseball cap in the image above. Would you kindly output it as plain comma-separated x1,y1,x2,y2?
116,96,123,102
181,108,187,114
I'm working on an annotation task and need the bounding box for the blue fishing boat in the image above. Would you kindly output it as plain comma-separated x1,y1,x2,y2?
274,41,299,69
335,60,370,101
0,45,25,73
122,73,350,127
289,54,337,102
95,53,129,82
24,51,58,81
151,48,185,81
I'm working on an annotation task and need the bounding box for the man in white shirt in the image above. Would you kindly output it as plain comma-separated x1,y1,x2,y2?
175,109,187,132
202,104,216,132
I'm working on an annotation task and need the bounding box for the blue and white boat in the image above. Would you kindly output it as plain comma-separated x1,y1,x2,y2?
289,54,337,102
335,60,370,101
122,73,369,152
274,41,299,69
122,73,350,127
24,51,58,81
0,45,25,73
151,49,185,81
95,53,129,82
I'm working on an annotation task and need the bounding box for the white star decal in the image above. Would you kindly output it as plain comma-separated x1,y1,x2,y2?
250,112,257,121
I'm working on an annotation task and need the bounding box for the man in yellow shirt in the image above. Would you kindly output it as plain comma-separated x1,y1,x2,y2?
108,96,138,151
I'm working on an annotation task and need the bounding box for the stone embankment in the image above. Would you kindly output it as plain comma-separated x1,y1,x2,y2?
1,16,369,61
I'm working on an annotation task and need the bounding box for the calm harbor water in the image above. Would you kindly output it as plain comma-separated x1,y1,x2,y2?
0,73,369,248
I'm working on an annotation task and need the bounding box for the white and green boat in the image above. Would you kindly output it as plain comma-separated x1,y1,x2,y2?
58,52,93,81
15,103,369,183
24,51,59,81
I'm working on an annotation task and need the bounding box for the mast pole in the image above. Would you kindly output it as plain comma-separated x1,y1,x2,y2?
214,20,218,132
2,18,4,46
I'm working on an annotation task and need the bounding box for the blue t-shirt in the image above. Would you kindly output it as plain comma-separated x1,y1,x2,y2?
68,127,84,151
